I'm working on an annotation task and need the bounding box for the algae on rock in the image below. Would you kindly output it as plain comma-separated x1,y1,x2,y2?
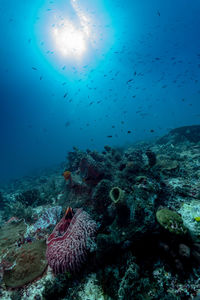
0,220,27,253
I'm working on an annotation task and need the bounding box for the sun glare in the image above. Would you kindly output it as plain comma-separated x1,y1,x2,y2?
53,20,86,57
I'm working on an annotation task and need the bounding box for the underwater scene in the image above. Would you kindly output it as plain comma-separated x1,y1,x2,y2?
0,0,200,299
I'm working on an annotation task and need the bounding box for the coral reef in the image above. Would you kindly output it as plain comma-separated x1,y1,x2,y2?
118,257,139,300
158,125,200,144
15,189,41,207
0,126,200,299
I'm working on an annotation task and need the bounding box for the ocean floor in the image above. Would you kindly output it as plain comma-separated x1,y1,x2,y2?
0,125,200,300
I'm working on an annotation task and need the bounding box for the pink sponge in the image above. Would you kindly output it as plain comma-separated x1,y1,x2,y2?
46,207,97,273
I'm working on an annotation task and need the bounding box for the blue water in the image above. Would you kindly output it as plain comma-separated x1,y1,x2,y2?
0,0,200,183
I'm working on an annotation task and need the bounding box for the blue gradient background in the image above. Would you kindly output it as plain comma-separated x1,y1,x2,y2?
0,0,200,183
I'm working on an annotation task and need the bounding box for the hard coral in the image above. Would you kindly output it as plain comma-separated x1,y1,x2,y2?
156,208,187,235
46,208,97,274
33,206,62,231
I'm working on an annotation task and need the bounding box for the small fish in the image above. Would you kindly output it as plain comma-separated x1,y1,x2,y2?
107,135,112,138
126,79,133,84
64,93,68,98
127,131,131,134
62,66,66,70
40,76,43,80
150,129,154,133
157,10,160,16
32,67,37,70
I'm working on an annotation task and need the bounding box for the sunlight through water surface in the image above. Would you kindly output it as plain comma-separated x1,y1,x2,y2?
52,0,91,58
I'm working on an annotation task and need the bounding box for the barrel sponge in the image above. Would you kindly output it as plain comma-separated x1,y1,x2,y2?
109,187,124,204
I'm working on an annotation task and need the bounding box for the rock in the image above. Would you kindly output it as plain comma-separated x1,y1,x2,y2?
179,244,190,258
156,155,179,174
179,201,200,241
0,220,27,253
157,125,200,145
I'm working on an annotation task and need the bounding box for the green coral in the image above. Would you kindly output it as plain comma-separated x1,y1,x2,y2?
156,208,187,235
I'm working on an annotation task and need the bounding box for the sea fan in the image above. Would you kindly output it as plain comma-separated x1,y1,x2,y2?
46,208,97,273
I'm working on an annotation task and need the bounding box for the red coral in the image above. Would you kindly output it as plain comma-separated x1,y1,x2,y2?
46,208,97,274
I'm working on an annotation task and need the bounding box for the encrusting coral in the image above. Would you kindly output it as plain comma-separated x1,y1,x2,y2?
3,240,47,288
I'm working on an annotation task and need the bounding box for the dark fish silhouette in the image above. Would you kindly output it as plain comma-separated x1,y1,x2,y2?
127,79,133,84
32,67,37,70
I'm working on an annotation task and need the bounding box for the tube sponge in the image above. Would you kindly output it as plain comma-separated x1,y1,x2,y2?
109,187,124,204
